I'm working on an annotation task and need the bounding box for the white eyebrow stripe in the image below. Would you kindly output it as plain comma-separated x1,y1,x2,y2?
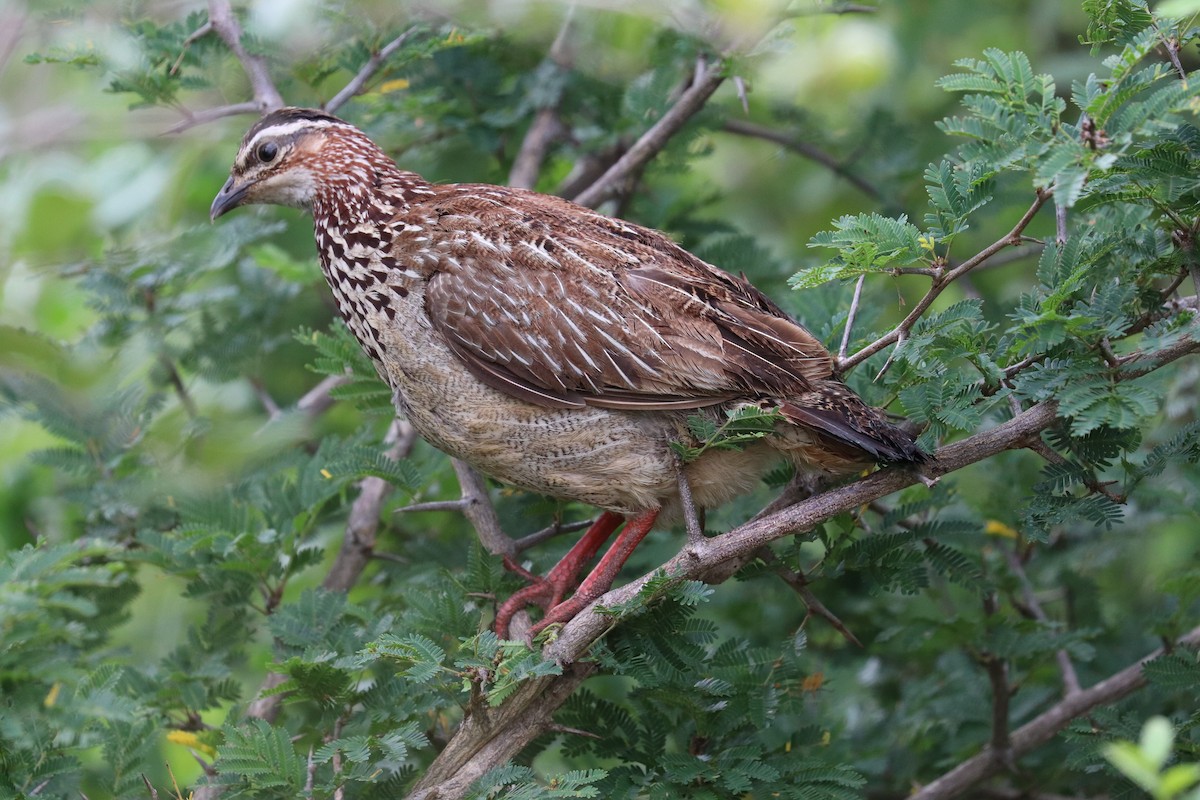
238,119,345,167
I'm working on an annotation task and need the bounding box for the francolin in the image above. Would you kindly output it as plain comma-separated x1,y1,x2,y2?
211,107,925,637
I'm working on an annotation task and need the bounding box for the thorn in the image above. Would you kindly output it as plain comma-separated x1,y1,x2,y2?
733,75,750,114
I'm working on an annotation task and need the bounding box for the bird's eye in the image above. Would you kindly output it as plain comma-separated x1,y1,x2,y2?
257,141,279,163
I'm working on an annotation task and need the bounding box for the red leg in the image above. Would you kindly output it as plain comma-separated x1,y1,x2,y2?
530,508,660,636
494,511,624,638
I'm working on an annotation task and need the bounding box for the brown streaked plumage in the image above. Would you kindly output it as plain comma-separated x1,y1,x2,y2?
211,107,925,637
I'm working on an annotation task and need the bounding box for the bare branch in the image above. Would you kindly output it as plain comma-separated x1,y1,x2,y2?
508,10,575,189
513,518,595,553
171,20,213,75
397,499,470,514
159,354,199,418
296,374,351,417
911,624,1200,800
508,110,566,190
722,119,883,202
981,593,1014,768
451,459,514,558
759,548,863,647
324,419,416,591
248,376,282,420
675,453,704,545
840,190,1051,372
165,101,261,134
573,58,727,209
324,27,420,115
407,663,596,800
207,0,284,112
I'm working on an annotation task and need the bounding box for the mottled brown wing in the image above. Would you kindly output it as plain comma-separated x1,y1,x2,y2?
421,187,835,410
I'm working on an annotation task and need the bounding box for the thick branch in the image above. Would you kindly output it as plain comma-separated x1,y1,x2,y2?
911,624,1200,800
207,0,283,112
450,459,513,558
390,325,1200,798
572,58,727,209
408,402,1059,799
406,662,595,799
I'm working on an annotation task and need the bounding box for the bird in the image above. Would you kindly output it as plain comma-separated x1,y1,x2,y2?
211,107,925,638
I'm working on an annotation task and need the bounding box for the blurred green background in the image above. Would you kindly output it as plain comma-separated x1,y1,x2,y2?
3,1,1199,797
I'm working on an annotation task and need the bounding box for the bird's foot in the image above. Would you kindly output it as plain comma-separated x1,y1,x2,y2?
526,508,660,639
494,561,573,640
493,512,626,640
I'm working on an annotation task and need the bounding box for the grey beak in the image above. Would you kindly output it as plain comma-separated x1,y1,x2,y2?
209,176,247,222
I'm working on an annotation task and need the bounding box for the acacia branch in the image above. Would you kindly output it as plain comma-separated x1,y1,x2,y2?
508,11,574,189
911,624,1200,800
411,326,1200,800
324,27,420,114
839,189,1051,372
573,57,727,209
207,0,283,112
1005,547,1083,697
450,459,513,558
722,119,884,202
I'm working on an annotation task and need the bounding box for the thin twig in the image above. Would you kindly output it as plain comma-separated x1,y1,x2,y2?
296,374,351,417
758,548,863,647
839,274,866,361
397,499,470,514
1005,547,1083,697
1153,18,1189,81
248,376,281,420
1055,202,1068,245
722,119,884,202
841,189,1050,372
171,20,213,75
513,518,595,553
981,593,1014,769
159,354,199,418
674,453,705,545
324,27,421,114
166,101,262,134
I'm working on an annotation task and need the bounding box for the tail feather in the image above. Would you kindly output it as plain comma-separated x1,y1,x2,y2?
778,383,927,467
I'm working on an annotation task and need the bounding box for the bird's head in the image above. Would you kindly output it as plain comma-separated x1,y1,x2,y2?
210,107,375,221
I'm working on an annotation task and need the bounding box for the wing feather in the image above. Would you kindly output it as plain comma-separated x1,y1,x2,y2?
417,186,835,410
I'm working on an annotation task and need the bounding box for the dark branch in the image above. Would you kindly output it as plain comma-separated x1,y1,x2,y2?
722,119,883,201
911,624,1200,800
